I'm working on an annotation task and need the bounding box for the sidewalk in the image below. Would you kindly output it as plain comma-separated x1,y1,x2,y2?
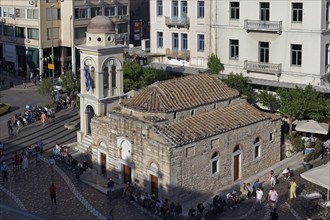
77,150,306,218
0,71,38,91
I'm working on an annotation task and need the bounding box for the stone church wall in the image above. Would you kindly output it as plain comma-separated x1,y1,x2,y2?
169,118,281,202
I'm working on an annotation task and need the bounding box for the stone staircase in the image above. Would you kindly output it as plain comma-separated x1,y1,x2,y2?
72,135,92,163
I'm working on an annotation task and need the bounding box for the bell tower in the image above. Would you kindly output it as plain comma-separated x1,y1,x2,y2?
76,16,127,147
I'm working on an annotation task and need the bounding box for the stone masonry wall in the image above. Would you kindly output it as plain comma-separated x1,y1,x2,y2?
169,118,282,202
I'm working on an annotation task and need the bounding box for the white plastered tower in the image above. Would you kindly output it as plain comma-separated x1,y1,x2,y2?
76,16,127,152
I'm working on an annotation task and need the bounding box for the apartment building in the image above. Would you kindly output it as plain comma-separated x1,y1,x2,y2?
0,0,129,78
149,0,212,69
215,0,330,88
149,0,330,90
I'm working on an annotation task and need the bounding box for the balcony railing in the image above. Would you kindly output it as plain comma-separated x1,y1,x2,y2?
244,19,282,34
166,48,190,60
165,16,190,29
244,60,282,76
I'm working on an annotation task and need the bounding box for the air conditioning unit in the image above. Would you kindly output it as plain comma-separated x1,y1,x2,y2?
141,39,150,52
25,39,30,43
29,1,34,5
118,15,123,20
0,18,6,24
34,1,38,7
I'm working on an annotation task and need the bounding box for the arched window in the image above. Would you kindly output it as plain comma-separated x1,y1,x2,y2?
210,152,220,175
111,65,116,88
253,137,262,159
103,66,109,89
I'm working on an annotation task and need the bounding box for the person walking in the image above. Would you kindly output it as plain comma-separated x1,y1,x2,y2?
0,142,4,162
289,178,297,199
255,187,264,212
41,112,47,127
49,182,57,205
21,155,28,170
37,140,44,157
1,162,9,185
107,178,115,199
7,118,13,136
268,187,278,210
16,118,22,134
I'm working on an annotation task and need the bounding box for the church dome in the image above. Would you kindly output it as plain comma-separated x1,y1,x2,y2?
87,16,115,34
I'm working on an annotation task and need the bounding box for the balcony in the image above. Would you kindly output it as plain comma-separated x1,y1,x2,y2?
165,16,190,29
244,60,282,76
166,48,190,61
244,20,282,34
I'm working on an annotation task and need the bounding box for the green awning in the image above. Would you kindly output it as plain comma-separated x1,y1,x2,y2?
16,46,26,56
27,48,39,69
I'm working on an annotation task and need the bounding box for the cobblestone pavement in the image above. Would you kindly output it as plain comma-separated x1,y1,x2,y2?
212,155,330,220
0,153,154,220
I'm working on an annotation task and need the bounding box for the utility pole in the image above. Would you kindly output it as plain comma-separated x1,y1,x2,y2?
51,4,54,82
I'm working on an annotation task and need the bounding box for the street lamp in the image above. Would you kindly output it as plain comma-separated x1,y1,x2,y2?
50,5,54,81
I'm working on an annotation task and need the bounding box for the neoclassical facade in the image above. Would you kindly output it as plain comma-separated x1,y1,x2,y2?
89,73,282,202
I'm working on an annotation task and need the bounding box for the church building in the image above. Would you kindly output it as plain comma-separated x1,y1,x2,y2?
77,16,282,202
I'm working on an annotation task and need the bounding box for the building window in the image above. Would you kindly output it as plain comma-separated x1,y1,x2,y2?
269,133,274,141
172,33,179,50
15,8,25,18
157,0,163,16
197,1,204,18
27,9,38,19
3,25,14,36
260,2,270,21
210,152,220,175
291,44,302,66
74,8,88,19
91,7,102,17
74,27,87,39
292,3,303,22
173,112,177,119
2,8,15,18
172,1,179,17
327,2,330,26
259,42,269,63
104,7,116,17
157,32,163,48
118,6,128,16
181,1,188,16
181,33,188,51
27,28,39,40
111,65,117,88
46,8,58,20
15,27,25,38
230,2,240,19
197,34,205,52
253,137,261,159
47,28,59,40
325,44,330,71
230,39,239,60
117,23,128,34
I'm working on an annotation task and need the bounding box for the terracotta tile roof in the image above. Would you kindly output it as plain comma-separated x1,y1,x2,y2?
153,102,280,146
121,74,239,112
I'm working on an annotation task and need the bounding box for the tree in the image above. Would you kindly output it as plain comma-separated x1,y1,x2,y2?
60,70,80,94
38,78,54,103
123,61,143,92
141,67,168,87
207,53,224,74
123,61,169,93
257,90,280,112
222,73,255,101
277,85,327,135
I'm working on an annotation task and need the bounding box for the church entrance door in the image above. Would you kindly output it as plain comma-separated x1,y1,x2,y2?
122,164,131,184
101,153,107,176
150,174,158,197
234,154,241,181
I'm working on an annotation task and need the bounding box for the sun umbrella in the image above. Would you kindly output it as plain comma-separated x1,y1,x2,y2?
294,120,329,135
300,161,330,200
